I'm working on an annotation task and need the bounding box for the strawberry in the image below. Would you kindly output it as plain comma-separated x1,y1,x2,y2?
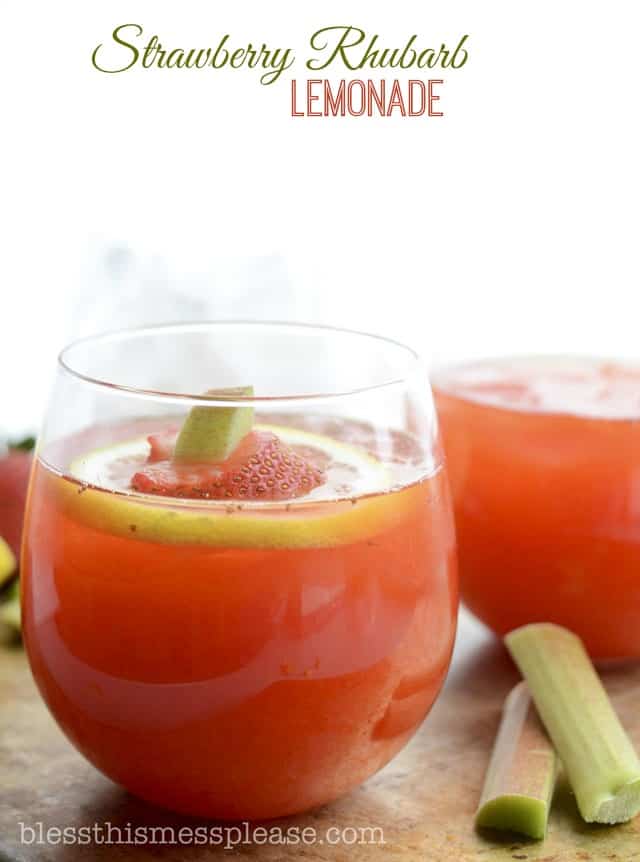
0,448,33,558
147,429,178,463
132,430,325,501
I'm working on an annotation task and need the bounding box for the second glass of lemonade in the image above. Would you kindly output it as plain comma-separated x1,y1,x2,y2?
22,323,458,819
434,355,640,661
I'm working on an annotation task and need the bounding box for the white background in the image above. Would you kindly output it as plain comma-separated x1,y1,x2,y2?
3,0,639,432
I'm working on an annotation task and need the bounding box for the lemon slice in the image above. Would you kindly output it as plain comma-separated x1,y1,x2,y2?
69,424,391,498
55,424,414,549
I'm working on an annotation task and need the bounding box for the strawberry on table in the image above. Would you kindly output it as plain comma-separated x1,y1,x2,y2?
0,437,34,558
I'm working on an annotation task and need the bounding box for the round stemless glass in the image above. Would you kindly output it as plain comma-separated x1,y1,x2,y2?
22,322,458,819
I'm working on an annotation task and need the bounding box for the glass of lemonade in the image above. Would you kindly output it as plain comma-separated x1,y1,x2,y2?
22,322,458,819
433,355,640,662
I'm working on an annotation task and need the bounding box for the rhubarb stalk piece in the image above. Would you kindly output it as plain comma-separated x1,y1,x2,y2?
505,623,640,824
174,386,254,463
476,681,557,839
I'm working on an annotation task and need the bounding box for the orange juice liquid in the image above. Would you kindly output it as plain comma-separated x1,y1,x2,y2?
434,357,640,660
22,418,457,818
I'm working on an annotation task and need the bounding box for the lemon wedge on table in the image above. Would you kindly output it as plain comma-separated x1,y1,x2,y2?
0,579,20,633
0,537,16,586
54,424,415,550
0,538,20,635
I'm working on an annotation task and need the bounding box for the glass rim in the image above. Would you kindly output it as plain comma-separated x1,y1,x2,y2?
431,352,640,420
58,320,423,404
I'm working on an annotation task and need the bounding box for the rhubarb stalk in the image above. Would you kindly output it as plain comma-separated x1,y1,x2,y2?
174,386,254,463
505,623,640,824
476,681,557,838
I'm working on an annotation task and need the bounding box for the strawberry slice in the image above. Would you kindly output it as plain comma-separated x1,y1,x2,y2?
132,430,325,501
147,429,178,463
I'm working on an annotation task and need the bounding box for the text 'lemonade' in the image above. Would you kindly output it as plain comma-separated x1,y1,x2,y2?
434,357,640,661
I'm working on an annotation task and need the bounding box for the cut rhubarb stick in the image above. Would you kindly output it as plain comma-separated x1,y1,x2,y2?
505,623,640,824
174,386,254,463
0,536,16,587
476,681,557,839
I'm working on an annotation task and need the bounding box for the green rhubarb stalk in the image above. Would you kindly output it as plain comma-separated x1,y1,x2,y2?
505,623,640,824
476,681,558,839
174,386,254,463
0,537,16,587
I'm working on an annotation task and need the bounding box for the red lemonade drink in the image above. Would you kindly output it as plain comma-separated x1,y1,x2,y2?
22,324,457,819
433,356,640,661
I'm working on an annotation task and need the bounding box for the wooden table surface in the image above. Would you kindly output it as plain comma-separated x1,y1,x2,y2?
2,610,640,862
